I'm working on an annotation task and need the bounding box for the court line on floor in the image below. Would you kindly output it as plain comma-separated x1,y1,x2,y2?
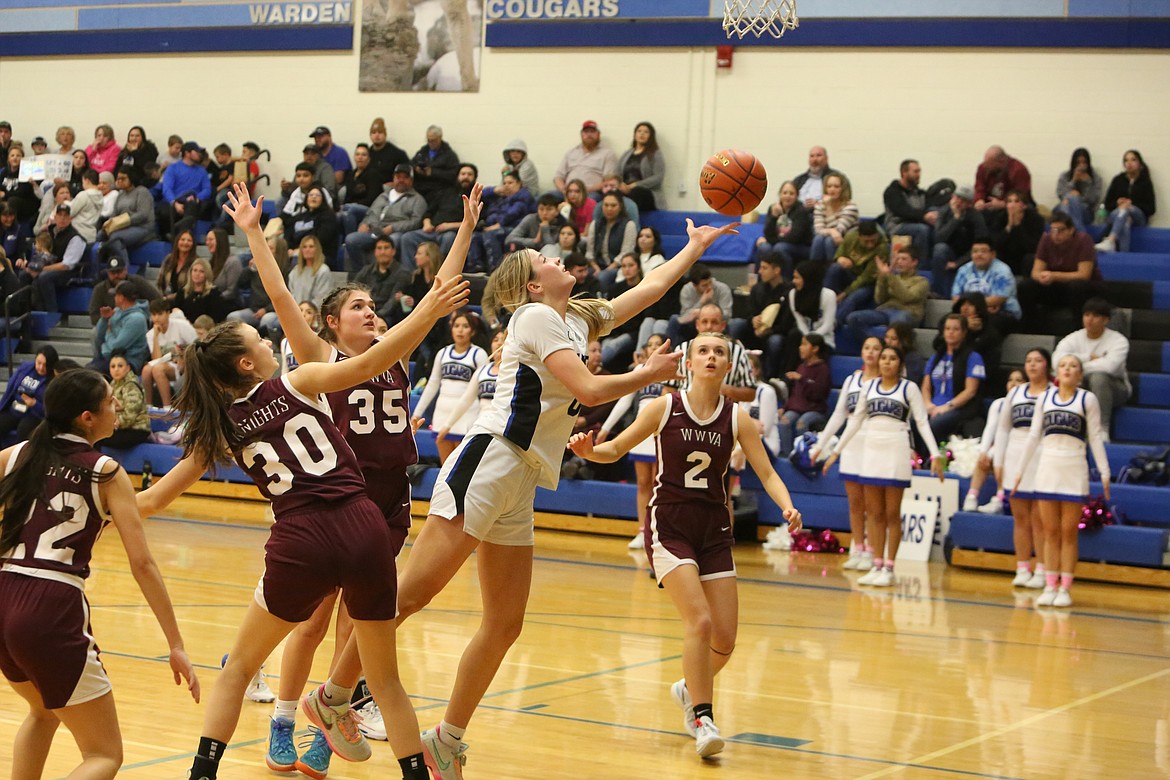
854,666,1170,780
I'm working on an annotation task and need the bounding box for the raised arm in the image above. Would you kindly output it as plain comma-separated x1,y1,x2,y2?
736,407,802,531
608,219,740,328
105,465,199,702
546,340,681,408
224,183,331,365
568,395,670,463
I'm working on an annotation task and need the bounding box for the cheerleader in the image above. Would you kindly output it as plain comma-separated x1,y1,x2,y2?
743,352,780,457
994,350,1054,590
597,334,668,550
437,327,506,441
962,367,1026,514
812,335,882,570
823,346,944,587
568,332,801,759
412,309,488,463
1014,354,1110,608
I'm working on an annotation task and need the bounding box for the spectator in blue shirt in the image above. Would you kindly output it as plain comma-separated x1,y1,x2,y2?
161,141,211,240
951,239,1020,333
922,313,986,444
0,346,58,441
480,171,536,269
309,125,351,189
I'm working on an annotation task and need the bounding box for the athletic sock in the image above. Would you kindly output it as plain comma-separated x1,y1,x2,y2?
995,490,1005,500
966,488,978,499
439,720,466,748
1035,563,1046,575
189,736,227,779
693,703,714,723
400,752,429,779
321,680,354,708
1045,572,1059,589
1061,572,1074,590
872,558,884,570
1016,561,1031,573
273,699,298,722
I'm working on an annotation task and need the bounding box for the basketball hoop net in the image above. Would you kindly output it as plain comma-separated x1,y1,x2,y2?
722,0,798,39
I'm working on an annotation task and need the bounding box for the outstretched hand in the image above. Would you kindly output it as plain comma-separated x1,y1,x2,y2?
686,218,740,248
567,431,596,459
418,274,471,319
463,182,484,225
223,182,262,231
642,339,685,383
170,646,201,703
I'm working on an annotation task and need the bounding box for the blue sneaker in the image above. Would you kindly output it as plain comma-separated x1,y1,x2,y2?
295,728,333,780
265,717,297,773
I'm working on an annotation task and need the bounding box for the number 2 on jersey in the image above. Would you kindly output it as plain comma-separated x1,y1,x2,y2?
684,451,712,489
348,388,408,435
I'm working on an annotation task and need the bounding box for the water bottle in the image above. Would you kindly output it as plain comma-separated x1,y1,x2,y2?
1094,203,1108,226
141,459,153,490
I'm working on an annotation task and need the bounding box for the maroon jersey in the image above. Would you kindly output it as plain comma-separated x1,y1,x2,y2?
651,392,738,507
326,348,417,521
230,376,367,516
0,435,113,586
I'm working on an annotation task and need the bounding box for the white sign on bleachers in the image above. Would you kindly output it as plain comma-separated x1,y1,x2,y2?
897,499,939,563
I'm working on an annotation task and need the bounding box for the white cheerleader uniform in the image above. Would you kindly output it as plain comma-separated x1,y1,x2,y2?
601,364,665,462
415,343,488,438
833,377,939,488
993,384,1045,499
1018,386,1109,502
741,382,780,457
821,371,870,482
442,361,501,428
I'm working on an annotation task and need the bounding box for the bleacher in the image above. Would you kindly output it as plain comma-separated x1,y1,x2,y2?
9,214,1170,587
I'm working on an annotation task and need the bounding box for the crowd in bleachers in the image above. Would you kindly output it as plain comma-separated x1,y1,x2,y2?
0,119,1160,473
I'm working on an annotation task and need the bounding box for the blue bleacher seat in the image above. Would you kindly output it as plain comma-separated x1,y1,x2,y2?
28,312,61,338
1112,407,1170,444
642,211,739,233
948,512,1169,568
1136,373,1170,406
829,356,862,385
1131,227,1170,253
58,286,92,315
1098,253,1170,282
130,240,170,268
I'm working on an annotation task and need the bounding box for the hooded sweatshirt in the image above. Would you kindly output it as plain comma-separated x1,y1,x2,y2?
502,139,540,195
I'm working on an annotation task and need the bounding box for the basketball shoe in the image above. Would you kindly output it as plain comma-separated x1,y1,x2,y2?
1036,586,1058,607
1052,587,1073,607
246,665,275,703
301,685,371,762
694,716,725,758
295,729,332,780
422,726,468,780
671,679,697,737
1011,569,1032,587
265,717,297,773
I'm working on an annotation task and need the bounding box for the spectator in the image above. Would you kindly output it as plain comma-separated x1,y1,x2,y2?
410,124,461,206
974,145,1032,231
540,222,580,260
366,117,410,187
66,170,104,244
55,126,76,155
0,146,37,224
810,173,859,262
227,234,288,339
826,220,889,323
500,139,539,195
929,184,988,298
775,260,836,378
1096,149,1156,253
564,251,601,299
553,120,617,197
1053,298,1130,441
560,178,596,235
1055,147,1103,232
793,145,842,209
158,228,198,298
85,124,121,175
616,121,665,212
102,351,152,448
885,319,924,386
952,292,1003,377
157,134,182,170
1018,211,1103,334
309,125,351,189
398,163,477,266
103,166,157,266
68,150,90,197
846,245,927,343
883,159,937,262
636,225,666,273
286,235,332,309
338,143,381,234
161,141,211,238
114,126,159,181
281,162,335,218
205,227,243,304
668,263,733,345
0,346,58,441
283,185,339,264
599,252,669,369
923,313,986,444
672,303,755,402
951,239,1020,332
0,205,30,263
32,183,72,238
88,254,162,326
91,280,150,373
173,256,227,323
740,353,780,457
30,204,86,313
506,193,566,253
585,192,637,285
382,240,444,376
355,236,411,315
30,136,48,156
97,171,118,220
142,298,198,407
207,143,235,225
591,173,639,226
779,332,831,455
343,162,426,277
756,180,812,277
746,253,791,351
480,171,536,269
993,189,1045,275
300,144,336,198
0,121,8,160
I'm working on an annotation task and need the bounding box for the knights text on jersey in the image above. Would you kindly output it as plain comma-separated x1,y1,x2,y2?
651,393,738,507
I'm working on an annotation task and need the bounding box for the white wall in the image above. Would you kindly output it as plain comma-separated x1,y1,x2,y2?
1,43,1166,223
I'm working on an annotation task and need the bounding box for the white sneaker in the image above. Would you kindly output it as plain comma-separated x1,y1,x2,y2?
671,679,697,737
694,715,725,758
1011,569,1032,587
1036,586,1057,607
962,493,979,512
354,697,387,741
300,685,371,763
978,496,1004,514
856,551,874,572
1025,571,1047,589
421,726,467,780
1094,237,1116,253
628,532,645,550
857,567,881,585
1053,587,1073,608
870,568,894,587
842,550,862,570
245,666,275,703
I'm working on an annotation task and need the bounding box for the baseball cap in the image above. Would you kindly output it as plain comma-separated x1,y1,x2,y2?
581,120,599,131
104,255,125,272
303,144,321,154
55,203,71,215
309,126,331,137
954,185,975,201
393,163,413,176
181,141,204,154
31,136,47,146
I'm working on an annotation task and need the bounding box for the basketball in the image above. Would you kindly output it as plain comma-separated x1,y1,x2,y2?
699,149,768,217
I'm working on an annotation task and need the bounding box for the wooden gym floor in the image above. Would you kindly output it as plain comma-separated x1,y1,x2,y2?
2,496,1169,779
